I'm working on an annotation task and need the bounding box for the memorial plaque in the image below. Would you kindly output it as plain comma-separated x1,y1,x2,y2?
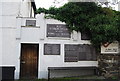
44,44,52,55
79,52,86,60
47,24,71,38
81,45,96,61
26,20,36,26
91,47,97,60
64,44,97,62
52,44,60,55
83,45,91,60
65,44,79,62
65,57,78,62
44,44,60,55
86,52,92,60
78,45,88,60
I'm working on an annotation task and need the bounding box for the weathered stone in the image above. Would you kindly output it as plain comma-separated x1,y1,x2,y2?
98,54,120,79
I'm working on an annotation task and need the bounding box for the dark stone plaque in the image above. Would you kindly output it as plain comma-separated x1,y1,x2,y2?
65,44,79,62
44,44,60,55
26,20,36,26
52,44,60,55
79,52,86,60
44,44,52,55
64,44,97,62
47,24,71,38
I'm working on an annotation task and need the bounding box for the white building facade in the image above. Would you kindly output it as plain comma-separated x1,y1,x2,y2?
118,1,120,11
14,13,98,79
1,0,98,79
0,0,36,79
1,0,120,80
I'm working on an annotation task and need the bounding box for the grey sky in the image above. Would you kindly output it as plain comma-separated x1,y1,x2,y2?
35,0,68,9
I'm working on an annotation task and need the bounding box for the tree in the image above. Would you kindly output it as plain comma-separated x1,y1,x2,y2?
36,2,120,50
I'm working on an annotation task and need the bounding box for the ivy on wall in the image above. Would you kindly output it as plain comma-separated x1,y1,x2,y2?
36,2,120,50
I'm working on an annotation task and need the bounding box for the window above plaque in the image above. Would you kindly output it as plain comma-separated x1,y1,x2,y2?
81,32,91,40
26,20,36,27
44,44,60,55
47,24,71,38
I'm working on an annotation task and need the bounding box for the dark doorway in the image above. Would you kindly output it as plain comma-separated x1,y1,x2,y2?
20,44,39,79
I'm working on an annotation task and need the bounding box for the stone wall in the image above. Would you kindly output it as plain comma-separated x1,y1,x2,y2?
98,54,120,79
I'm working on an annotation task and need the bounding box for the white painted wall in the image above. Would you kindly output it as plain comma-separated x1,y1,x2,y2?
0,0,36,79
1,1,98,79
0,2,18,68
21,27,40,42
1,2,19,28
0,2,2,66
0,28,2,66
118,1,120,11
1,0,119,79
2,28,16,66
14,14,98,79
1,0,35,28
20,0,34,17
2,2,20,16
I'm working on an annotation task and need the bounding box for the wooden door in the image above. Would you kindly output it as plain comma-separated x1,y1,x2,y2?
20,44,39,79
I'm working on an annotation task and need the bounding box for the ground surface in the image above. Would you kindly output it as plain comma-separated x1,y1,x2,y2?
15,75,119,81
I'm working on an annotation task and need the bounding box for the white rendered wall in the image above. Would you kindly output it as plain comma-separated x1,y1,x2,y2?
1,2,98,78
0,28,1,65
1,6,98,78
1,0,36,79
1,0,118,79
1,2,19,28
1,0,32,66
16,14,98,79
2,29,16,66
0,2,2,66
1,1,34,28
21,27,40,42
118,1,120,11
0,2,18,68
20,0,33,17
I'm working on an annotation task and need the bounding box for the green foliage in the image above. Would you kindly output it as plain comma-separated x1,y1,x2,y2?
36,2,120,49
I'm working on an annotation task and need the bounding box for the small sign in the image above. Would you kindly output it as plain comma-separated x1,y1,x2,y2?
101,41,119,54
